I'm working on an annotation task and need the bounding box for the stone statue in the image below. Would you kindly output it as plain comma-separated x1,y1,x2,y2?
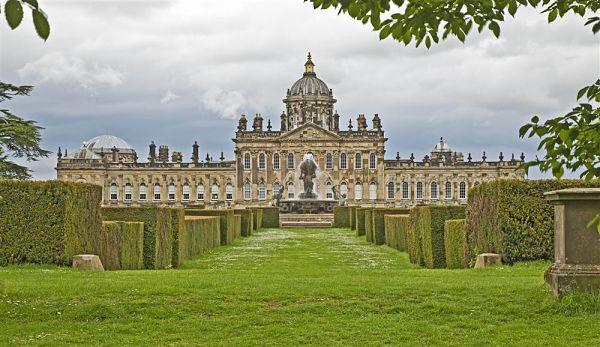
299,153,318,199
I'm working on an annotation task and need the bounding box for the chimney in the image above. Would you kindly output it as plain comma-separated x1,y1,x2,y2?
192,141,199,164
158,145,169,162
148,141,156,163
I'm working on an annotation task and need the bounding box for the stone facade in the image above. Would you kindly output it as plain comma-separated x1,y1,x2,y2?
56,54,525,208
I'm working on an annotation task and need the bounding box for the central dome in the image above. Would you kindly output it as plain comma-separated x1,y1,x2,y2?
288,53,331,97
83,135,135,154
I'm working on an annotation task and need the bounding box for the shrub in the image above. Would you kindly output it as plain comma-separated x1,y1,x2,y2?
356,208,367,236
411,206,465,269
466,179,600,264
251,208,263,231
260,207,280,228
444,219,468,269
384,215,410,251
97,221,144,270
372,208,410,245
364,209,374,243
185,209,237,245
0,180,102,266
333,206,352,228
233,215,242,239
406,213,422,265
350,206,357,230
168,209,186,268
234,209,254,237
182,216,221,262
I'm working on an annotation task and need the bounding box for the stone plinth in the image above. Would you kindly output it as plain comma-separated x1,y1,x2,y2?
544,188,600,297
474,253,502,268
279,200,336,214
72,254,104,271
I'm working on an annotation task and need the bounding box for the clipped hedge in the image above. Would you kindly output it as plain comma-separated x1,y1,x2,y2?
466,179,600,264
372,208,410,245
384,215,410,252
0,180,102,266
102,207,176,269
233,215,242,239
168,209,186,268
333,206,352,228
260,207,280,228
251,208,263,231
350,206,357,230
411,206,465,268
364,209,374,243
444,219,468,269
185,209,237,245
234,209,254,237
97,221,144,270
356,208,367,236
181,216,220,262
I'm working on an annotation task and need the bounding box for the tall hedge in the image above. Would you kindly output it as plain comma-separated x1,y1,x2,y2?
364,209,374,243
411,206,465,269
444,219,468,269
466,179,600,264
260,207,280,228
181,216,221,262
356,208,367,236
372,208,410,245
384,215,410,252
185,209,236,245
168,209,186,268
101,207,175,269
0,180,102,266
251,208,263,231
333,206,352,228
234,209,254,237
97,221,144,270
233,215,242,239
350,206,357,230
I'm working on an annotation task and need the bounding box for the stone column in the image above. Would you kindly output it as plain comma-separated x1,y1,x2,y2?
544,188,600,297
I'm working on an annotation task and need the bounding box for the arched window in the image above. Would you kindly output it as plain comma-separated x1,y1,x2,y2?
340,153,347,169
182,183,190,201
258,182,266,200
258,153,265,170
124,183,132,201
139,183,147,201
244,153,251,170
226,183,234,201
355,153,362,169
326,182,333,199
153,183,161,201
196,184,205,201
431,182,438,200
459,182,467,199
340,182,348,198
369,182,377,200
273,153,280,169
287,182,295,199
211,183,219,201
387,182,395,199
326,153,333,169
110,183,118,201
244,182,251,200
416,182,423,200
369,153,377,169
168,183,176,201
445,181,452,200
273,182,280,197
403,181,409,200
287,153,294,169
355,183,363,200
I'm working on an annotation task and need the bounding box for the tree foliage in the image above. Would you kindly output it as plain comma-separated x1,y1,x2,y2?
0,82,50,179
2,0,49,40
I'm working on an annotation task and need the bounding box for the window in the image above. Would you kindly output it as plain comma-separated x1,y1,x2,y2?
387,182,395,199
244,153,251,170
326,182,333,199
287,182,295,199
110,183,117,201
211,184,219,201
355,183,362,200
182,183,190,201
197,184,205,201
258,153,265,170
431,182,438,200
153,183,161,201
340,182,348,198
416,182,423,200
326,153,333,169
369,182,377,200
226,184,234,201
287,153,294,169
402,182,409,200
168,183,176,201
445,181,452,200
273,153,280,169
258,182,266,200
139,183,147,201
369,153,376,169
273,182,280,197
340,153,347,169
459,182,467,199
124,183,132,201
244,182,251,200
355,153,362,169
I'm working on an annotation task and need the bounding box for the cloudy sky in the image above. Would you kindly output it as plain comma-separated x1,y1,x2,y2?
1,0,598,179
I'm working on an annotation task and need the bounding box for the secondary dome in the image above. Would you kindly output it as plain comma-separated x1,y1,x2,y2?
433,137,451,152
83,135,135,154
289,53,331,97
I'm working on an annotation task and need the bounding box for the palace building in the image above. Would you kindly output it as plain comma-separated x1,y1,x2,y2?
56,53,526,208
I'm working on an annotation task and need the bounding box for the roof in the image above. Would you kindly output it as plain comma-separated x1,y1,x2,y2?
82,135,135,154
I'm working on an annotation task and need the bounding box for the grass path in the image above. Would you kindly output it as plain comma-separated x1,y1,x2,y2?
1,228,600,346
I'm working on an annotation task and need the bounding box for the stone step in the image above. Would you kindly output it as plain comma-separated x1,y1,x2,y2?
279,213,334,228
280,221,332,228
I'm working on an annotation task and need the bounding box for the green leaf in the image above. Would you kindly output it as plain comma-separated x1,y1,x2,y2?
425,36,431,49
22,0,38,9
548,8,558,23
508,1,518,16
488,21,500,38
379,25,392,40
531,115,539,123
32,8,50,40
593,22,600,35
5,0,24,30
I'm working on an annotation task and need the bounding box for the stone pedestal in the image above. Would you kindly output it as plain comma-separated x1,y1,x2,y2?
474,253,502,268
72,254,104,271
544,188,600,297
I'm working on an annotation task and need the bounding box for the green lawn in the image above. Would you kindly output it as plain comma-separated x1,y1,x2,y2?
1,228,599,346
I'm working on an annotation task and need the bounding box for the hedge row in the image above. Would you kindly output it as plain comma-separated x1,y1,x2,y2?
355,208,367,236
185,209,238,246
97,221,144,270
251,208,263,231
0,180,102,266
444,219,468,269
181,216,221,262
333,206,352,228
260,207,280,228
350,206,357,230
234,209,254,237
466,179,600,264
371,208,410,245
384,215,410,252
364,209,374,242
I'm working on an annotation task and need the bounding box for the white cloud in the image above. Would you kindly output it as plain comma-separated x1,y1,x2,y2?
201,88,248,119
160,90,180,104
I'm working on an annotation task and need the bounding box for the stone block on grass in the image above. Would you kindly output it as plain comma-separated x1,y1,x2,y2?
72,254,104,271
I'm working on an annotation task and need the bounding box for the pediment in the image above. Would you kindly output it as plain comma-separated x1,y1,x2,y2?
278,123,341,142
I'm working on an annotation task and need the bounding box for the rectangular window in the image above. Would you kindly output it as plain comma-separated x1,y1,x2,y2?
402,182,409,200
258,184,266,200
226,185,233,201
416,182,423,200
340,154,347,169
